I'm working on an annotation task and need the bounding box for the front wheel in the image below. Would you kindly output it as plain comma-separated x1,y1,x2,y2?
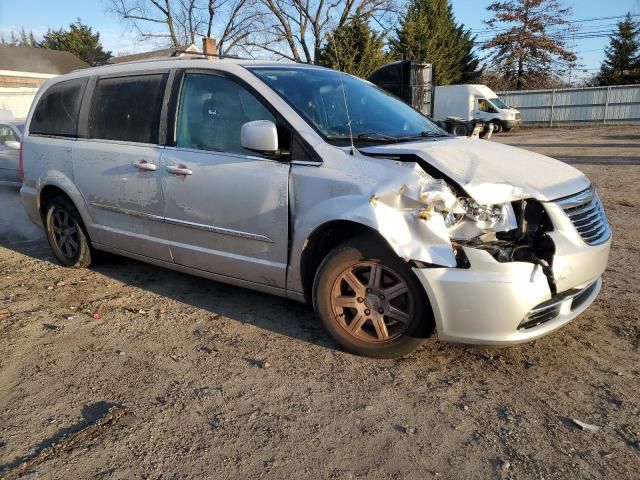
45,196,93,268
313,237,434,358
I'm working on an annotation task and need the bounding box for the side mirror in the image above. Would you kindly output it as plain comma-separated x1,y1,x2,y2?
241,120,278,154
4,140,20,149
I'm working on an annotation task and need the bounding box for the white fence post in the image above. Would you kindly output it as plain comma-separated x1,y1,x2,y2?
603,86,611,125
549,90,556,127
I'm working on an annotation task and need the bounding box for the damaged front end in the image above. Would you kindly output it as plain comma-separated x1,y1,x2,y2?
453,198,558,295
369,166,559,296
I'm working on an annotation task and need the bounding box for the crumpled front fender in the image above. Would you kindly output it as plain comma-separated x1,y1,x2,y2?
287,156,458,296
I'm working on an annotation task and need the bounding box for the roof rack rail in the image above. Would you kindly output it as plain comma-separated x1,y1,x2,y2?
172,50,252,60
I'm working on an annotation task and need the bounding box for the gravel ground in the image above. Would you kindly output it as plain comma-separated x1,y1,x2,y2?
1,126,639,479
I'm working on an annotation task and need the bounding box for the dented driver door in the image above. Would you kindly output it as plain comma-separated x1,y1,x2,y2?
160,71,290,289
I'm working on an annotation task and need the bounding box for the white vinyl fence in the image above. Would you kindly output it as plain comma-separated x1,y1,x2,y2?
0,87,38,119
498,84,640,127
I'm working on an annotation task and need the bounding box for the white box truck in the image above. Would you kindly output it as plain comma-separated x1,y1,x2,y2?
433,84,522,133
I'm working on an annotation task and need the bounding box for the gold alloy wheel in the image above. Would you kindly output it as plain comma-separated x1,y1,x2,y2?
330,261,414,343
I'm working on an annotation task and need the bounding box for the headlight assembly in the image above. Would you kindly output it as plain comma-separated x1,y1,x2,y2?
446,198,518,240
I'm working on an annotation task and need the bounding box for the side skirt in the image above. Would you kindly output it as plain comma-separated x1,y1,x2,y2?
92,242,299,301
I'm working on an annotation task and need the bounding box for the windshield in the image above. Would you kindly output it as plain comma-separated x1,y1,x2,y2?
248,66,446,144
490,97,508,110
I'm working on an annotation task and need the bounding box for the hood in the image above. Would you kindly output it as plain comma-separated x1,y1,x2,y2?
360,136,590,204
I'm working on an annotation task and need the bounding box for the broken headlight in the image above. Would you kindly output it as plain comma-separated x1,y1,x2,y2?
414,181,517,240
446,198,517,240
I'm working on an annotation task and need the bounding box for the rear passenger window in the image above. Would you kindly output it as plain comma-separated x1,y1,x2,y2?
90,74,167,144
30,78,87,137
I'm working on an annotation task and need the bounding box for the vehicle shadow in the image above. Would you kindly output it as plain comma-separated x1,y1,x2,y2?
0,187,333,351
1,234,335,352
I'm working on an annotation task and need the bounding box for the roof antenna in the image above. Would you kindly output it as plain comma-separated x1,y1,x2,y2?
331,36,356,156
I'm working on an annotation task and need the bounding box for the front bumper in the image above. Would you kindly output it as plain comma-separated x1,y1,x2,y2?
502,119,522,130
413,235,610,345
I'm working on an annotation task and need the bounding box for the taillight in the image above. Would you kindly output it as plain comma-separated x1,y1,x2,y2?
19,142,24,181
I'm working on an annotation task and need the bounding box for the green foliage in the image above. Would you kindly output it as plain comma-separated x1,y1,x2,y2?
319,15,388,78
1,28,38,47
39,19,112,66
598,13,640,86
389,0,481,85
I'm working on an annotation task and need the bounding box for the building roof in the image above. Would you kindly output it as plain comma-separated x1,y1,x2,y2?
111,44,201,64
0,45,89,75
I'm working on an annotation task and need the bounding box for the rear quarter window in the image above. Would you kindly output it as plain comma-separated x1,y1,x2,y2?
89,74,168,144
30,78,88,137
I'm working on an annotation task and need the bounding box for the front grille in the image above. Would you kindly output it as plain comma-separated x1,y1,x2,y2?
554,187,611,245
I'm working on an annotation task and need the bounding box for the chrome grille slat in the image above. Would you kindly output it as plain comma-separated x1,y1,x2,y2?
566,204,598,219
582,226,607,242
554,187,611,246
574,214,601,228
578,219,605,233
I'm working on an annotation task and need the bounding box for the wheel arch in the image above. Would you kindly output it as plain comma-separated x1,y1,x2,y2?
299,219,394,302
37,180,92,234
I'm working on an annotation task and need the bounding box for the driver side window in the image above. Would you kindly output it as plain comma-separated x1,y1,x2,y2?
176,73,275,155
477,98,490,112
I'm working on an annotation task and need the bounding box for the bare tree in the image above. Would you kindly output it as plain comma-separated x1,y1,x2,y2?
110,0,266,54
481,0,577,90
251,0,398,63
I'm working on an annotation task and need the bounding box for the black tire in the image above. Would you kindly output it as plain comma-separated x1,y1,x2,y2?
492,120,503,133
452,123,468,136
44,195,93,268
312,236,434,358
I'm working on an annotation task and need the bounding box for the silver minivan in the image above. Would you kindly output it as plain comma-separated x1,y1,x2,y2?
20,59,611,358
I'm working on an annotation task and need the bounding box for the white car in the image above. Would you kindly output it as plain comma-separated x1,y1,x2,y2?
20,59,610,358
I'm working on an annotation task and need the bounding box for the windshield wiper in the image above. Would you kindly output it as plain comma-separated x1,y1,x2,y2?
325,133,400,143
356,133,400,142
395,131,449,141
326,131,447,144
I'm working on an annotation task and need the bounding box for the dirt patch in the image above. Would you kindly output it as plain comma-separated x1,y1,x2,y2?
1,126,639,479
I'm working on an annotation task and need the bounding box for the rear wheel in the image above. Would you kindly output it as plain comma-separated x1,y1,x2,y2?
313,236,433,358
45,196,93,268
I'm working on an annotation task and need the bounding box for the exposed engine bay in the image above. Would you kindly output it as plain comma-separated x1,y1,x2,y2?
456,199,558,294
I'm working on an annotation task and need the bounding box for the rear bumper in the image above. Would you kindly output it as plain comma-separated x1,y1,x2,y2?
413,238,610,345
20,184,43,228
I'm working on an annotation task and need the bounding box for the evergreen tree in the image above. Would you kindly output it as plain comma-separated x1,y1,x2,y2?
482,0,577,90
319,16,388,78
598,13,640,86
39,19,111,66
389,0,481,85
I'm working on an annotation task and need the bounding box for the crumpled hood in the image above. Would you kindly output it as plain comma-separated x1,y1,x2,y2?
361,136,590,204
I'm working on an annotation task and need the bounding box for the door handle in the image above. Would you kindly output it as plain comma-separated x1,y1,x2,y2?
132,159,157,171
166,164,193,176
